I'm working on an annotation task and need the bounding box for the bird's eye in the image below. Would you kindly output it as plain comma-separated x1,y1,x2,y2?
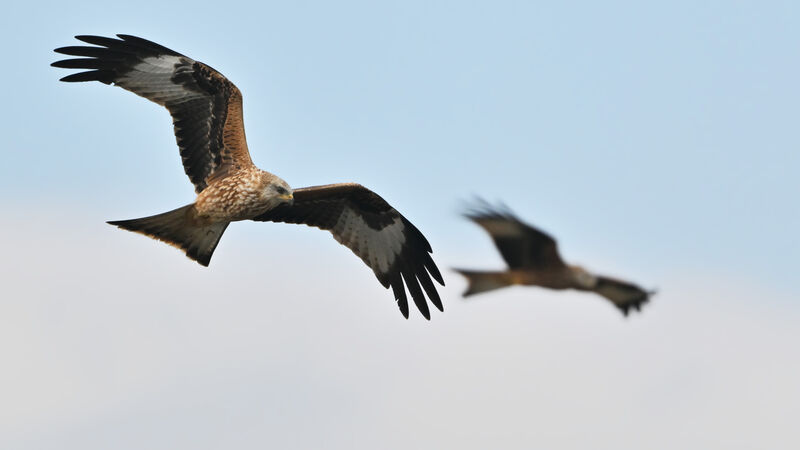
276,186,287,195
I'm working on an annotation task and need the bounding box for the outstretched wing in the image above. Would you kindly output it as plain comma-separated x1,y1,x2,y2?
591,276,653,316
253,183,444,319
52,34,252,193
464,200,565,270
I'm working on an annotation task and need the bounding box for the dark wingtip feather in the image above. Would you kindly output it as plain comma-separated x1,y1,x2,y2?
417,269,443,312
423,253,445,285
74,35,122,47
54,45,130,59
54,46,75,55
58,70,114,83
51,58,120,69
402,267,430,320
388,272,409,319
412,286,431,319
51,59,80,69
117,34,183,56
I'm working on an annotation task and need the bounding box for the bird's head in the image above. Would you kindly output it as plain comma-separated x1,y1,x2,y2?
268,179,294,205
569,265,597,289
258,172,294,206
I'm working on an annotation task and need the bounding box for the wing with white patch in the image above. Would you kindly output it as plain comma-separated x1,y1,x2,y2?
253,183,445,319
52,34,252,193
591,276,653,316
464,200,565,270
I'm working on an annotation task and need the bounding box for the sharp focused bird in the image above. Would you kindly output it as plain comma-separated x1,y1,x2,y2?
454,200,654,316
52,34,444,319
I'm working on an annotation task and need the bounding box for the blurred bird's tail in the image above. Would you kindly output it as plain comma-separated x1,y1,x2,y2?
454,269,512,297
107,204,229,266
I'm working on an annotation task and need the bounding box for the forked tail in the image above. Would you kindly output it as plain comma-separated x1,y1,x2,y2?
454,269,513,297
107,204,229,266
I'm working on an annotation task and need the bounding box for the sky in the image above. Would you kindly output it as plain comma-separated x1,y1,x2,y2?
1,1,798,449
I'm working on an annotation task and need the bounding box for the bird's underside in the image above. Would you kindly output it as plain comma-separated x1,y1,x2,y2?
53,34,444,319
455,200,653,316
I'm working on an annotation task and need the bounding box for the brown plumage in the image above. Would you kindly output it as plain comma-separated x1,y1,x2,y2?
454,200,654,316
53,34,443,319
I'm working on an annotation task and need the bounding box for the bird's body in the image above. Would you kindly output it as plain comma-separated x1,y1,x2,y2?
53,34,443,319
194,168,290,222
517,266,587,290
468,268,577,291
455,201,653,316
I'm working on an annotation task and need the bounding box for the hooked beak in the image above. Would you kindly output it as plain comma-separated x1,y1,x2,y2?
280,193,294,205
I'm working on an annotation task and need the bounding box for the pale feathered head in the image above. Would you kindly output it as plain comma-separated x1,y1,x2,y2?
569,265,597,289
259,172,294,206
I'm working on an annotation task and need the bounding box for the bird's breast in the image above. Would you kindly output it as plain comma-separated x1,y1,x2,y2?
511,269,574,290
194,171,272,222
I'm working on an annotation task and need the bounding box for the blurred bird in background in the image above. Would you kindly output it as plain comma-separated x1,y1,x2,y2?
455,200,654,316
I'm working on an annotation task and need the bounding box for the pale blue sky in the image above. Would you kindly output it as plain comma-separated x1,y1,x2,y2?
1,1,798,449
3,0,798,293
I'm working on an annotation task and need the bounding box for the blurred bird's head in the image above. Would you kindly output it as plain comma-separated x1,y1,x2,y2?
569,265,597,289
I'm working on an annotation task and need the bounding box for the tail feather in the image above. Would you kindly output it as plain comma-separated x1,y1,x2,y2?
454,269,512,296
107,204,229,266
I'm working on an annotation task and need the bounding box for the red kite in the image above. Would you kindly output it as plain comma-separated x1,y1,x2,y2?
456,201,653,316
53,34,443,319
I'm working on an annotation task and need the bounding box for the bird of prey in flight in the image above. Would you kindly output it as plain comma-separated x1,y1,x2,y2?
454,201,653,316
52,34,443,319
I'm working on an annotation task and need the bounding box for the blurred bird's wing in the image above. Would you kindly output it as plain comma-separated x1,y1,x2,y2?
464,200,566,270
592,276,653,316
